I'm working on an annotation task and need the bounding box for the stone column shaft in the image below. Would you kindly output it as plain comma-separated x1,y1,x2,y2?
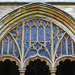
50,68,57,75
19,68,26,75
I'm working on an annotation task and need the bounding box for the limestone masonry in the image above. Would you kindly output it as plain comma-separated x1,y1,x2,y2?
0,3,75,19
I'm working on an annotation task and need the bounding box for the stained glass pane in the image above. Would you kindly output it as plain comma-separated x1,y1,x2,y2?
38,26,44,41
11,32,17,36
24,26,30,41
34,43,41,50
53,25,57,35
28,21,33,26
31,42,35,45
35,19,40,26
3,39,7,54
9,39,13,55
46,43,51,54
15,45,19,57
31,26,37,41
68,38,72,55
18,25,22,35
62,38,66,55
26,50,37,58
24,43,29,55
39,50,49,58
7,35,11,39
45,26,51,41
65,34,68,39
42,21,47,26
57,44,60,57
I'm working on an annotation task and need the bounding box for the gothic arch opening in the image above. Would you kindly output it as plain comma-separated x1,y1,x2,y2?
56,59,75,75
25,59,50,75
0,59,19,75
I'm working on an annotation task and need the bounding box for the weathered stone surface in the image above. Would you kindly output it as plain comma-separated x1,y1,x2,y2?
0,5,21,19
0,3,75,19
55,5,75,19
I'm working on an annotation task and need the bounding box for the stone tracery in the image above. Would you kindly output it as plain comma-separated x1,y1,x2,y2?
0,3,75,75
0,19,75,68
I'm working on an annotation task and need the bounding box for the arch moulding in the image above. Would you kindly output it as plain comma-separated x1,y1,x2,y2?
0,2,75,70
0,55,20,67
0,3,75,42
23,55,52,69
54,55,75,67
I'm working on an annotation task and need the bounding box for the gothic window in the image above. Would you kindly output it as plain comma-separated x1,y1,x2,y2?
0,18,75,61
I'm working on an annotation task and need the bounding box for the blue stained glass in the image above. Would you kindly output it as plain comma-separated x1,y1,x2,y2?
3,39,7,54
17,38,21,49
9,39,13,55
46,43,51,54
54,38,58,50
57,44,60,57
28,21,33,26
24,26,30,41
35,20,40,26
38,26,44,41
62,38,66,55
15,45,19,57
31,43,35,45
39,50,49,58
18,25,22,35
42,21,47,26
65,34,68,39
7,35,11,39
31,26,37,41
45,26,51,41
53,25,57,35
68,38,72,55
26,50,37,58
34,43,41,50
11,32,17,36
24,43,29,55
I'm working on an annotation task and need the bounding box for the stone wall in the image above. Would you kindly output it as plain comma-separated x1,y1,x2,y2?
0,3,75,19
55,5,75,19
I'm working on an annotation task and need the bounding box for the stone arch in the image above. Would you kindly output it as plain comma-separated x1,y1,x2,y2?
0,2,75,73
0,3,75,42
54,55,75,67
56,57,75,75
0,58,19,75
0,55,20,68
25,59,50,75
23,55,52,69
